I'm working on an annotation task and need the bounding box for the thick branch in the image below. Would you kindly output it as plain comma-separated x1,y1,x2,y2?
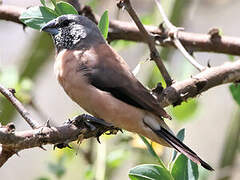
0,5,23,25
0,115,120,167
157,60,240,107
1,5,240,56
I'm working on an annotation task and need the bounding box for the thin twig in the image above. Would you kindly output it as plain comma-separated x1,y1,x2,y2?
154,0,205,71
117,0,173,86
0,84,40,129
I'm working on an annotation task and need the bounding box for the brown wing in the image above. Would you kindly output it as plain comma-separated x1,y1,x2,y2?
80,43,171,119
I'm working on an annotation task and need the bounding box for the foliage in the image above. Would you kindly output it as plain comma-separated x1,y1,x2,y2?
229,84,240,106
129,164,173,180
20,0,77,30
217,84,240,180
171,129,185,162
171,99,199,122
130,129,199,180
98,10,109,39
20,0,109,41
171,154,199,180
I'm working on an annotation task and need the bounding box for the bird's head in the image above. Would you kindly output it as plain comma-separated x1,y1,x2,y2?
41,14,105,52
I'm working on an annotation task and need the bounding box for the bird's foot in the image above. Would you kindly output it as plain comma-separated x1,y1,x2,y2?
54,114,122,148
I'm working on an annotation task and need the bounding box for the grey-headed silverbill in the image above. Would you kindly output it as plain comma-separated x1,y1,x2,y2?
41,14,213,171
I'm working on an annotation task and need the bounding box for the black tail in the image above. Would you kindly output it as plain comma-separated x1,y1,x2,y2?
145,123,214,171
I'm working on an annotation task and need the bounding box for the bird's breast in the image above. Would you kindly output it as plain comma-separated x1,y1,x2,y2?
54,49,93,110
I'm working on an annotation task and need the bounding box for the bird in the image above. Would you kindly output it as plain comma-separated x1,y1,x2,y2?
41,14,213,171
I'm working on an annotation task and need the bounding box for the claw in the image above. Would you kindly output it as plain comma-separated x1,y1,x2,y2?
15,151,20,157
96,136,101,144
82,114,112,127
66,144,72,149
77,134,84,144
45,119,51,128
119,128,123,133
39,145,47,151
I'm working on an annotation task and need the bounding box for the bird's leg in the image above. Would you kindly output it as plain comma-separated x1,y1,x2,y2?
80,114,113,127
54,114,122,149
79,114,122,142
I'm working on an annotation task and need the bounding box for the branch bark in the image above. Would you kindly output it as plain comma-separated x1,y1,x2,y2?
1,4,240,56
0,5,23,25
0,115,120,167
0,85,40,129
117,0,173,86
157,60,240,107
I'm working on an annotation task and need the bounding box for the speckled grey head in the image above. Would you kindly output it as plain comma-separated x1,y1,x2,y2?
41,15,106,52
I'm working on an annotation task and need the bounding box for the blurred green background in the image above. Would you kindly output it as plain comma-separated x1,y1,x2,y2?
0,0,239,179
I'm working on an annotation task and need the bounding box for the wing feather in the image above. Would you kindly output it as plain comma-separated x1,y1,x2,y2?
79,43,170,119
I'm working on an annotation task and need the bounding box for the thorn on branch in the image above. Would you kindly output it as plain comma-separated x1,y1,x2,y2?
8,88,16,96
54,143,72,149
195,80,207,93
152,82,164,95
96,136,101,144
158,22,166,33
5,123,15,133
45,119,51,128
116,0,127,10
15,151,20,157
208,28,221,41
207,60,211,68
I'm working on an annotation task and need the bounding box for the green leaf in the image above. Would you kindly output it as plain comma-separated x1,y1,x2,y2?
171,98,199,122
20,1,78,30
148,64,166,89
40,0,46,7
176,128,185,142
107,149,129,168
36,177,50,180
129,164,173,180
228,55,235,62
20,6,58,30
48,162,66,178
86,0,98,8
139,135,165,168
55,1,78,15
171,154,199,180
171,128,185,162
98,10,109,39
229,84,240,106
84,166,95,180
0,67,19,88
50,0,57,6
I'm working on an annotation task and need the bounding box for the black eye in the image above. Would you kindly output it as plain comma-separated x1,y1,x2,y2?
59,20,70,27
